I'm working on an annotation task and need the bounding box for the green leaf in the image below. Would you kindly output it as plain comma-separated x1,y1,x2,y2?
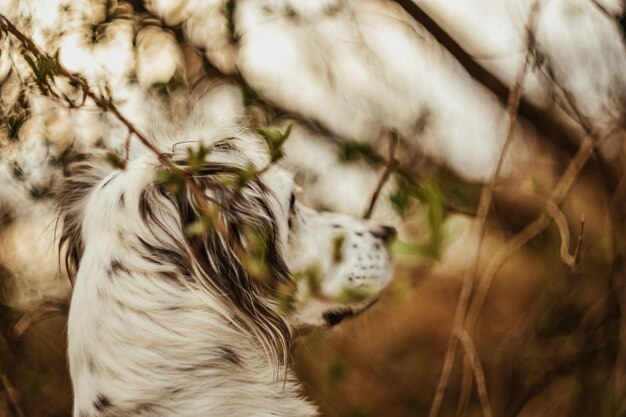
20,51,62,96
186,143,210,170
332,235,345,263
256,124,292,161
389,178,418,216
104,151,126,169
238,78,259,106
155,167,185,194
275,279,298,313
419,181,446,258
304,267,321,295
338,141,377,164
185,221,206,237
336,285,375,304
151,77,182,96
235,163,257,189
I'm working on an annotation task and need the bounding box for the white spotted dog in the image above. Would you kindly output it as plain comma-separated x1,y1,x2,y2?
59,132,395,417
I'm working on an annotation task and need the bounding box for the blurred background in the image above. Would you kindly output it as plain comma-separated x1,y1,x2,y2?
1,0,625,416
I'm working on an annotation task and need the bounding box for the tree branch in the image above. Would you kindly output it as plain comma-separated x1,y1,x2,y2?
428,3,538,414
464,136,596,333
544,201,579,269
0,13,255,248
363,129,398,219
0,13,165,161
0,370,24,417
456,329,493,417
391,0,580,156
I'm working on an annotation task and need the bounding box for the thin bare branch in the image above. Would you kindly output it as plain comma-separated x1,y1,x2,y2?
428,4,538,415
11,301,69,338
456,364,473,417
573,214,584,265
363,130,398,219
456,329,493,417
0,13,249,243
0,13,165,162
0,371,25,417
465,136,596,332
545,201,576,268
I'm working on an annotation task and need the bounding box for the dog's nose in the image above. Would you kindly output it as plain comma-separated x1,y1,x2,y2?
370,225,396,242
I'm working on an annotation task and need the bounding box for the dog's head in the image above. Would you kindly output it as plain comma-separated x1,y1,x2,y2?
59,135,394,366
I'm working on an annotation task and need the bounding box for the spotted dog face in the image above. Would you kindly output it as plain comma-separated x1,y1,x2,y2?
263,168,395,328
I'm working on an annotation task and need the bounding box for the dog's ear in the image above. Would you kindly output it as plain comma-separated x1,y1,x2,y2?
149,159,292,368
57,159,113,282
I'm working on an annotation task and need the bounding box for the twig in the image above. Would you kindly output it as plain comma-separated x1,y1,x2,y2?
0,14,231,237
428,4,538,416
464,136,596,333
456,329,493,417
573,214,584,265
0,371,25,417
11,301,69,338
545,201,576,268
0,14,165,163
456,369,473,417
363,130,398,219
129,2,484,221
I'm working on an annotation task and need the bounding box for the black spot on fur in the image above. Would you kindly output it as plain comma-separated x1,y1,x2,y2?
323,309,354,327
289,193,296,210
131,403,157,414
138,189,152,222
0,209,13,227
137,237,189,274
94,394,111,411
87,355,96,372
107,259,129,278
163,382,184,395
217,346,241,366
119,193,125,207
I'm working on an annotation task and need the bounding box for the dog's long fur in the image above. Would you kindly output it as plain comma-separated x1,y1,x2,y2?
58,130,393,417
59,142,313,416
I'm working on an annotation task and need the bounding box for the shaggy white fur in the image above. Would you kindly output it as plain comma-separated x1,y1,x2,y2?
60,132,394,417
